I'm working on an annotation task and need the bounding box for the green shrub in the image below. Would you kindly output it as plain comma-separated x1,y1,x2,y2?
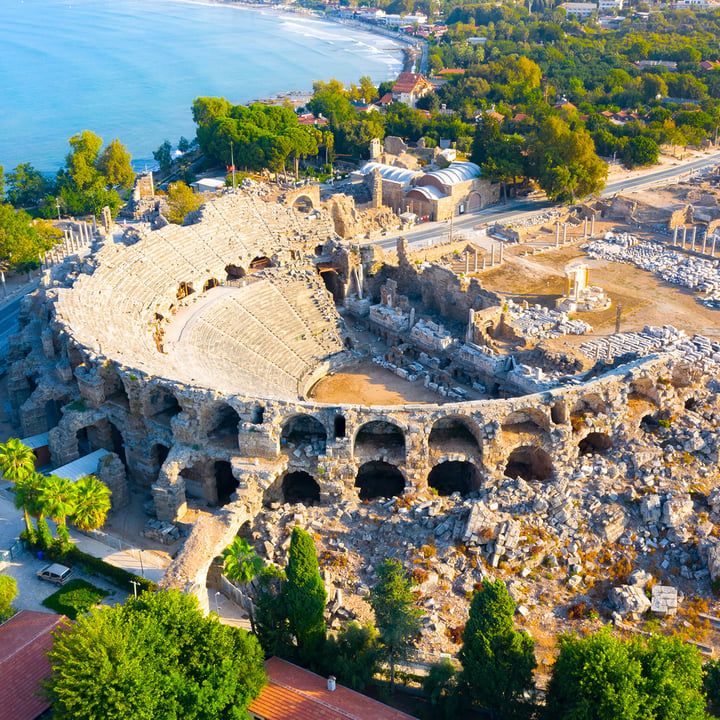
41,579,108,620
63,546,156,594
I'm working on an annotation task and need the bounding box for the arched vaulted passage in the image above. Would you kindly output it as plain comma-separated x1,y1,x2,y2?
215,461,238,506
505,446,554,482
283,471,321,505
355,461,405,501
146,387,181,425
354,421,405,462
428,461,481,497
207,403,240,448
502,408,550,435
319,268,345,305
281,415,327,455
225,264,246,282
429,417,481,456
249,256,273,272
203,278,219,292
578,432,613,456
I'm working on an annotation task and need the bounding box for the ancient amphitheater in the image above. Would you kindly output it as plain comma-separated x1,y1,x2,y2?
10,186,720,647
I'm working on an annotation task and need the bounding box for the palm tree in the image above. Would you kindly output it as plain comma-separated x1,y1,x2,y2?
222,537,263,585
70,475,111,532
0,438,36,481
222,537,263,631
38,474,76,541
13,471,44,534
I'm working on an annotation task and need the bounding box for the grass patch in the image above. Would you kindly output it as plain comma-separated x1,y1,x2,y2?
41,579,109,620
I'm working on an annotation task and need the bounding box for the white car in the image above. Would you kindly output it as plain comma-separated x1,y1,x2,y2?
36,563,72,585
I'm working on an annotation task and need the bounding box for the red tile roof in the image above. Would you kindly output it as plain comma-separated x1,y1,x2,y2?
392,72,431,95
0,610,68,720
248,657,419,720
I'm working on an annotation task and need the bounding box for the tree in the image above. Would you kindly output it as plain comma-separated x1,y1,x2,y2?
70,474,111,531
423,658,461,719
319,622,382,691
45,589,266,720
38,473,76,541
0,165,4,203
222,537,263,585
545,628,707,720
254,564,292,658
153,140,173,174
458,578,535,717
0,439,38,533
368,558,423,690
282,527,326,662
98,139,135,190
0,575,17,622
6,163,50,208
165,181,203,225
0,204,57,269
621,135,659,168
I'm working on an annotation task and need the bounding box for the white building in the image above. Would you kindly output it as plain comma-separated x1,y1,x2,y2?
560,2,597,16
597,0,623,10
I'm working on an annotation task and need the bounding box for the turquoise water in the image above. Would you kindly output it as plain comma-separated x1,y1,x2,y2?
0,0,404,171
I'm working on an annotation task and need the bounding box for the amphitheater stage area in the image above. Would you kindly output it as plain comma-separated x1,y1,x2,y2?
308,361,452,405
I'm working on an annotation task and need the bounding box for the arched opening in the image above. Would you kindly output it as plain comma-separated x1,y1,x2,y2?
578,432,613,456
249,256,273,272
428,461,481,497
152,444,170,469
103,366,130,410
215,460,238,506
147,387,181,425
314,244,325,257
505,446,554,482
551,401,568,425
76,427,92,458
293,195,314,213
45,397,67,430
467,192,483,211
281,415,327,455
177,281,194,299
685,397,697,411
319,268,345,305
283,471,321,505
429,417,481,455
640,414,659,433
355,461,405,501
334,414,346,439
354,421,405,461
502,409,549,435
203,278,219,292
251,406,264,425
26,376,38,394
225,264,246,281
108,421,127,467
208,403,240,446
571,394,607,416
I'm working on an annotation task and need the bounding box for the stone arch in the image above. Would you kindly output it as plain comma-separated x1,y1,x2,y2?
319,268,345,305
75,418,113,459
101,364,130,410
578,432,613,456
251,405,265,424
203,278,220,292
145,386,182,425
177,281,194,299
354,420,406,462
505,446,554,482
428,461,482,497
225,264,246,281
108,420,128,468
334,414,346,439
281,414,327,455
283,471,321,505
314,244,325,257
428,416,481,456
293,194,315,213
206,403,240,447
467,192,483,212
151,443,170,471
355,461,405,500
502,408,550,435
249,256,274,272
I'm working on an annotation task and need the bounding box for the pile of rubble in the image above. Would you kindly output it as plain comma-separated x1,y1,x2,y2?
506,300,592,339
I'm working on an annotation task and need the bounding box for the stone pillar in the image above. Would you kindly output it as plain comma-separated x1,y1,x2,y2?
152,478,187,522
673,226,678,245
682,226,687,248
714,235,718,257
562,224,567,244
491,245,495,265
584,217,588,239
465,252,469,274
467,308,475,343
591,215,595,236
703,234,708,255
97,453,130,510
474,249,478,271
555,223,560,246
691,226,697,251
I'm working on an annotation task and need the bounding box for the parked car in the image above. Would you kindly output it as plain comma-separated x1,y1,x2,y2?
37,563,72,585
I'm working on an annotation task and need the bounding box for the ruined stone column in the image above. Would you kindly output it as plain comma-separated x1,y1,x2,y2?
682,226,687,248
673,226,678,245
584,217,588,239
467,308,475,343
465,251,469,274
591,215,595,236
562,224,567,244
691,226,697,251
474,249,478,271
555,223,560,246
703,233,708,255
491,245,495,266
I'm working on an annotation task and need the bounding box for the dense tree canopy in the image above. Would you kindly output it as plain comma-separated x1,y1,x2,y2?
45,590,266,720
0,204,59,270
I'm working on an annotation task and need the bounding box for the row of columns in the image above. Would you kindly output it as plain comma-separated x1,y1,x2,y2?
463,242,505,274
40,221,95,269
554,215,596,248
672,225,719,257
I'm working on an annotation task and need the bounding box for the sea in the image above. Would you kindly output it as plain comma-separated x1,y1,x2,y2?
0,0,405,173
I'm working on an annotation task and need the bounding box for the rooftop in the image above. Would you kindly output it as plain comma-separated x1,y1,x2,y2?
248,657,419,720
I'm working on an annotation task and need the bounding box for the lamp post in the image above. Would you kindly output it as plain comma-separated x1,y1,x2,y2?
130,580,140,599
215,591,221,616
